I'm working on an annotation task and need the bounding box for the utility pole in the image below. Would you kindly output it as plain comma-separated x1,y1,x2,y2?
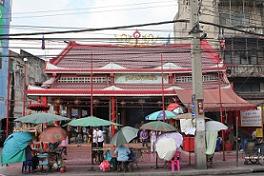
189,0,207,169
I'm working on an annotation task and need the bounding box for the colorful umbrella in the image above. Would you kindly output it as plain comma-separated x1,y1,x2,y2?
167,103,184,115
110,126,139,147
1,132,32,164
155,138,177,161
145,110,176,120
140,121,176,132
39,127,67,143
167,103,180,111
14,112,70,124
68,116,120,127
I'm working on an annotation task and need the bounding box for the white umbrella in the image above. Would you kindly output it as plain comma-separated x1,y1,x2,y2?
205,121,228,132
155,138,177,161
157,132,183,149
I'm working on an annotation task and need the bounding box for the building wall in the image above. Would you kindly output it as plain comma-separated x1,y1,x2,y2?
19,50,47,115
174,0,264,40
6,50,47,132
174,0,220,45
0,1,11,121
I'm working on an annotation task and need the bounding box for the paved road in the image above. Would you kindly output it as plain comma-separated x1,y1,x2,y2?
1,144,264,176
227,173,264,176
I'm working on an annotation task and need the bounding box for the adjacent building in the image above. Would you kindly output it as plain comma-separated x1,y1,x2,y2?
0,0,11,135
174,0,264,105
4,50,47,135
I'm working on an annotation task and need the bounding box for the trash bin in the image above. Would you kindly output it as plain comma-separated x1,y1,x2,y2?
183,136,195,152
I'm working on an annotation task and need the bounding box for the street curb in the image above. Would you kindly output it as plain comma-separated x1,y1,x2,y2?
54,167,264,176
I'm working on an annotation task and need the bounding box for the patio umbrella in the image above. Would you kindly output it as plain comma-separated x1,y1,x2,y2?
145,110,176,120
140,121,176,132
206,121,228,132
110,126,139,147
157,132,183,149
14,112,70,124
39,126,67,143
167,103,180,111
155,138,177,161
1,132,32,164
167,103,184,115
68,116,120,127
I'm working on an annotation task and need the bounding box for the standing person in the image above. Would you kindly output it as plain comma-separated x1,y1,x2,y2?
97,127,104,162
150,131,157,153
140,129,149,148
92,128,98,163
92,128,98,148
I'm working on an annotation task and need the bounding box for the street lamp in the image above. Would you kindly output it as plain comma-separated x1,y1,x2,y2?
22,57,28,116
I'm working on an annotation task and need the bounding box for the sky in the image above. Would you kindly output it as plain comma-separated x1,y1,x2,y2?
10,0,178,58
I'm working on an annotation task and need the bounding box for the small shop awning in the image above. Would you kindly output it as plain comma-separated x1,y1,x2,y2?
176,85,256,111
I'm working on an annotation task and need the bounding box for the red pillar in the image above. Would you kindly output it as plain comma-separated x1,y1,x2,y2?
54,102,60,126
111,96,116,136
41,97,48,112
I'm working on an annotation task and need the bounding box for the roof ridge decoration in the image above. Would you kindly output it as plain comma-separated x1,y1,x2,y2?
166,86,183,90
99,62,126,70
28,85,46,90
103,85,123,90
41,77,56,88
156,62,182,69
46,62,66,70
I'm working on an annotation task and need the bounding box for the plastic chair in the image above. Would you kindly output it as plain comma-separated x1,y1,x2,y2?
37,153,49,171
170,151,180,172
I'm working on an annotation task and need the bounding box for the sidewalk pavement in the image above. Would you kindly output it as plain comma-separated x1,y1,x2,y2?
1,143,264,176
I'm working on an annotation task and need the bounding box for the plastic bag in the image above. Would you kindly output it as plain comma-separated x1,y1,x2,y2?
99,160,110,172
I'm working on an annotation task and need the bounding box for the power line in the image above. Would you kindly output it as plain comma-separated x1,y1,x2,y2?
2,20,189,37
199,20,264,37
1,19,264,38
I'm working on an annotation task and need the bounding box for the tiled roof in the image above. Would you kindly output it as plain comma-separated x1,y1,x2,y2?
50,82,172,90
49,40,220,71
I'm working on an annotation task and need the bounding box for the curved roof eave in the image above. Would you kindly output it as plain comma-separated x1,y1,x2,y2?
44,66,226,74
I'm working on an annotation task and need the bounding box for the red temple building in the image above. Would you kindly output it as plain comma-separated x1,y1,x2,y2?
26,40,255,130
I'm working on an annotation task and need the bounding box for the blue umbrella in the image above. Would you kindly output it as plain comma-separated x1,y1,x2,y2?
145,110,176,120
1,132,33,164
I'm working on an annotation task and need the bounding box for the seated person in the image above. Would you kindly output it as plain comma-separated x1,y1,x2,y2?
48,142,60,152
104,150,117,171
114,145,131,172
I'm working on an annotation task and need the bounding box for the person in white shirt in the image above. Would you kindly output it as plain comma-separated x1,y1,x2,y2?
97,128,104,146
150,131,157,153
94,127,104,162
92,128,98,147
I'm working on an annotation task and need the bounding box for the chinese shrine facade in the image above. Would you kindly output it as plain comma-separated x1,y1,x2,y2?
26,40,255,128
